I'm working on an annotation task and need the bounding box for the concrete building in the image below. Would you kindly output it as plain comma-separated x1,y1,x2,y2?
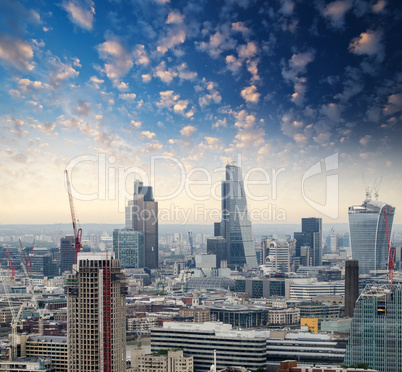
23,335,67,372
206,237,227,268
178,308,211,323
289,281,344,300
131,181,158,269
344,260,359,317
60,236,75,274
151,322,266,372
64,252,127,372
113,229,144,268
209,305,268,328
127,316,158,335
260,238,290,272
348,199,395,274
131,349,193,372
220,164,258,269
0,357,54,372
344,285,402,372
235,276,286,298
268,308,300,328
277,360,377,372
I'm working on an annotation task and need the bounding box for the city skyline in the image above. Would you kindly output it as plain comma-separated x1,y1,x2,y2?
0,0,402,225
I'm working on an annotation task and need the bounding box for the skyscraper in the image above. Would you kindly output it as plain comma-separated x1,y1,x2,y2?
294,217,322,266
113,229,144,268
130,180,158,269
348,199,395,274
60,235,75,274
344,284,402,372
65,252,127,372
344,260,359,318
221,164,258,269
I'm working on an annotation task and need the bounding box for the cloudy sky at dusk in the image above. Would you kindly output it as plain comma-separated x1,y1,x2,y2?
1,0,401,225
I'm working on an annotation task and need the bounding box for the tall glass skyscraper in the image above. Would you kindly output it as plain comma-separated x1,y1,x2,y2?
294,217,322,266
344,285,402,372
113,229,144,268
221,164,258,269
348,199,395,275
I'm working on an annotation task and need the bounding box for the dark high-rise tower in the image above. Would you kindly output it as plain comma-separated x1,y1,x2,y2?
60,235,75,274
345,260,359,317
221,164,258,269
294,217,322,266
132,180,158,269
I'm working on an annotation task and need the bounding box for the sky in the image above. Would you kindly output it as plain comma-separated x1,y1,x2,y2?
0,0,402,226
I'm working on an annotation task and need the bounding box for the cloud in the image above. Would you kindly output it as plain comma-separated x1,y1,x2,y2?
48,56,79,86
213,118,227,129
197,27,237,58
156,90,194,117
89,76,104,89
74,100,91,117
320,102,344,122
180,125,197,137
157,28,186,55
279,0,295,15
142,74,152,83
258,143,272,155
133,45,149,66
237,41,258,59
97,38,134,86
282,50,315,105
198,80,222,108
349,30,384,62
0,33,34,71
176,63,197,81
18,78,45,93
166,10,184,24
383,93,402,115
372,0,386,13
321,0,353,28
131,120,141,128
119,93,136,101
140,131,156,140
359,134,372,145
62,0,95,30
232,22,250,37
154,61,178,84
37,122,56,133
146,142,163,152
226,55,242,74
200,136,222,151
240,85,260,103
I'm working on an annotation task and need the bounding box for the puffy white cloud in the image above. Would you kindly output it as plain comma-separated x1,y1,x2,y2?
131,120,141,128
89,76,104,89
232,22,250,36
349,30,384,62
180,125,197,137
320,102,344,122
48,56,79,86
37,122,56,133
237,41,258,59
226,55,242,74
142,74,152,83
146,142,163,152
176,63,197,81
321,0,353,28
157,28,186,55
383,93,402,115
119,93,136,101
97,39,134,86
140,131,156,140
154,61,178,84
156,90,194,117
359,134,372,145
240,85,260,103
133,45,149,66
258,144,272,155
0,34,34,71
279,0,295,15
74,100,91,117
166,11,184,24
213,118,227,129
372,0,386,13
62,0,95,30
197,29,237,58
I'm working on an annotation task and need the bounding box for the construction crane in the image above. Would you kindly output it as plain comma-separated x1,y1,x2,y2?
65,170,83,264
6,246,15,281
373,177,382,200
18,240,30,280
28,239,35,274
0,275,24,360
383,209,395,285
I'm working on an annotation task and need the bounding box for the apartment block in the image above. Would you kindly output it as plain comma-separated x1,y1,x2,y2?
131,349,193,372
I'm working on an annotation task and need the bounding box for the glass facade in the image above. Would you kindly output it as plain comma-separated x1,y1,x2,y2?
221,165,258,269
113,229,144,268
348,200,395,274
344,285,402,372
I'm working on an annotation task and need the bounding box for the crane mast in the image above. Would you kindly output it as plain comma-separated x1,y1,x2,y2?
6,245,15,281
65,170,83,264
383,209,395,285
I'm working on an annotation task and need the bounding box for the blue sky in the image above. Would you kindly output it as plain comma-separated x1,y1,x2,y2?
0,0,401,225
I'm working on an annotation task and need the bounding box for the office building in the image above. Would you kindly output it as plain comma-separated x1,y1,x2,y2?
113,229,144,268
151,322,266,372
289,281,344,300
220,164,258,269
344,260,359,317
348,199,395,274
64,252,127,372
294,218,322,266
24,335,67,372
131,349,193,372
344,285,402,372
0,357,54,372
214,223,221,237
60,236,75,274
131,181,158,269
235,276,286,298
206,237,227,268
260,238,290,272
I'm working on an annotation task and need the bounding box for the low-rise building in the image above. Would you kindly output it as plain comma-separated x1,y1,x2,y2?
0,357,54,372
127,316,158,335
131,349,193,372
178,308,211,323
268,307,300,328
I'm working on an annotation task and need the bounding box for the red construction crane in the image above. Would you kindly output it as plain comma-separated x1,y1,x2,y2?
6,245,15,281
383,209,395,285
65,170,83,264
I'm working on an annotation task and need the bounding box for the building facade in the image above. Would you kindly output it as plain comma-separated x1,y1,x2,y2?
206,237,227,268
151,322,266,372
344,260,359,317
113,229,144,268
60,236,75,274
64,253,127,372
131,181,158,269
348,199,395,274
260,238,290,272
221,165,258,269
344,285,402,372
